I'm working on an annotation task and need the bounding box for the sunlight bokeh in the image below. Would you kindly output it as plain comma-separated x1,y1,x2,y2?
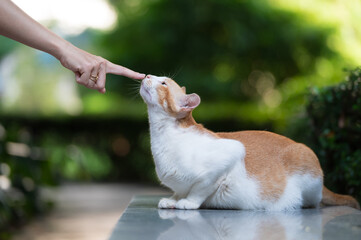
271,0,361,65
13,0,117,35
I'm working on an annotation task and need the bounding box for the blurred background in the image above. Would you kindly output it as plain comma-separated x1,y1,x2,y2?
1,0,361,239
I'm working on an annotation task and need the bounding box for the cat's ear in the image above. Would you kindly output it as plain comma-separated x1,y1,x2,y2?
181,86,186,93
180,93,200,111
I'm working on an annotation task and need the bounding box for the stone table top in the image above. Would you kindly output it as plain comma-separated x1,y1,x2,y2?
109,195,361,240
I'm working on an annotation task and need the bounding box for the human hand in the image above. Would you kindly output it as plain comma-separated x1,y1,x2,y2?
0,0,144,93
58,43,145,93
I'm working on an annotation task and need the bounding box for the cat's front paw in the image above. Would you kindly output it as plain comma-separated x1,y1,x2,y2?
158,198,177,209
175,199,200,210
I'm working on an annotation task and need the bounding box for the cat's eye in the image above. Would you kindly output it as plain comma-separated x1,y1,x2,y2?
161,81,167,86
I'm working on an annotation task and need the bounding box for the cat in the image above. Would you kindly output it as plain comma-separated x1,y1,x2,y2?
140,74,360,211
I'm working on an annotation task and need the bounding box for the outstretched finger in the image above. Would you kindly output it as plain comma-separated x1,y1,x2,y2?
106,61,145,79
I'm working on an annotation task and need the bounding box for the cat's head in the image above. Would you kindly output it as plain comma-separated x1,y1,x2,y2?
140,75,200,119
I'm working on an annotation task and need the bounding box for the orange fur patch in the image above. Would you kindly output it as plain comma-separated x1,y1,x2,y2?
217,131,323,200
156,79,183,116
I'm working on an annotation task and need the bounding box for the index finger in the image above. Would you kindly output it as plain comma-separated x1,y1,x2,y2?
106,61,145,79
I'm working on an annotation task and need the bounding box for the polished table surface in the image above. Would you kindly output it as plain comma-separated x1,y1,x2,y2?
109,195,361,240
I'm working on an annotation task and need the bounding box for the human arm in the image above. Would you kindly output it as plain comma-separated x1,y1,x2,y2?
0,0,145,93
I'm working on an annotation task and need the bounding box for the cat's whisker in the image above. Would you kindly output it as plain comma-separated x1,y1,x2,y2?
125,82,142,100
170,66,183,80
128,88,141,97
128,78,142,83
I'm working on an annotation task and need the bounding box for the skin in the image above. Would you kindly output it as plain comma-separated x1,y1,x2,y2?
0,0,145,93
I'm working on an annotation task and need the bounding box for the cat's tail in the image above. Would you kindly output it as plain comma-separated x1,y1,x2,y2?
321,186,360,210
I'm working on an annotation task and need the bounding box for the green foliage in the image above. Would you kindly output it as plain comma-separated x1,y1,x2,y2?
97,0,358,130
0,36,16,59
0,122,52,239
43,140,112,181
0,118,116,237
307,67,361,202
0,117,156,182
105,0,335,99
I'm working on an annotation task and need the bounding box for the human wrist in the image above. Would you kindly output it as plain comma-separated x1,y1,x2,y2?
48,37,73,61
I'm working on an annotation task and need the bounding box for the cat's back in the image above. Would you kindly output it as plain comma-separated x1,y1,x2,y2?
217,130,295,156
219,130,294,145
217,130,322,176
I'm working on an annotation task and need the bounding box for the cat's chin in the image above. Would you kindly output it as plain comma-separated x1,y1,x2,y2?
140,87,152,104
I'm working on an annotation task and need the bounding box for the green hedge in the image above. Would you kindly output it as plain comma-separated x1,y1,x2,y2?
307,67,361,202
0,123,53,239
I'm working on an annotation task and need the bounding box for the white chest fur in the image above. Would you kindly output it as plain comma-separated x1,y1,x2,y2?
151,124,216,194
148,109,247,203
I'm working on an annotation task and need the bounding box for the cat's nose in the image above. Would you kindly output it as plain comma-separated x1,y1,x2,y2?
146,75,151,79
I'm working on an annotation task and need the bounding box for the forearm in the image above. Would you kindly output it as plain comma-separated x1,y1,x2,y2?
0,0,68,59
0,0,145,92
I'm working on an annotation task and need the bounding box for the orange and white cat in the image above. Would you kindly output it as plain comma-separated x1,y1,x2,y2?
140,75,360,211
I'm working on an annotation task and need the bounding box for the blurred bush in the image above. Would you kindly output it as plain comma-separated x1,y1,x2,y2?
99,0,361,130
307,67,361,202
0,122,52,239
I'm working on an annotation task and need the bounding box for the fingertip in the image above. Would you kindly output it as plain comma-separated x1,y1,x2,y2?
137,73,146,79
99,88,106,94
129,73,146,80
